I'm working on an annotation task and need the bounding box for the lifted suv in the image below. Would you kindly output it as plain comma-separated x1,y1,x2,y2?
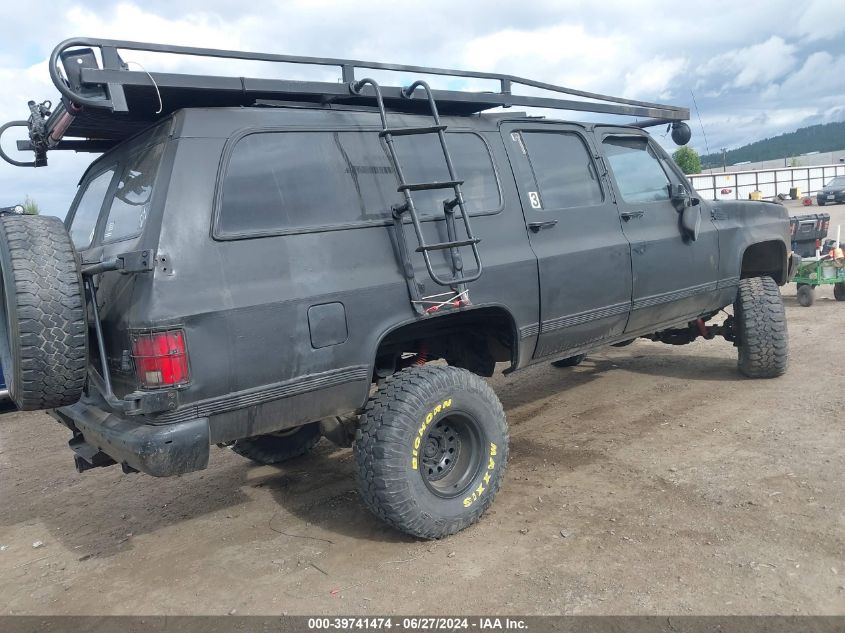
0,38,797,538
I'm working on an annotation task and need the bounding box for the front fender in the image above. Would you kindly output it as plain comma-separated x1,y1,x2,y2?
708,199,791,284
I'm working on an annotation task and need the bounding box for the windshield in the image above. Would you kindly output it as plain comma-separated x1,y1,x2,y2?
825,176,845,188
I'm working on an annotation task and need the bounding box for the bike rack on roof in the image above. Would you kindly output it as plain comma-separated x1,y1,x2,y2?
0,36,691,167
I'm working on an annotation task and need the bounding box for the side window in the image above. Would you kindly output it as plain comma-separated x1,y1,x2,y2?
102,143,164,243
392,133,501,215
217,131,500,237
218,131,379,236
69,168,115,248
519,131,603,210
602,136,671,203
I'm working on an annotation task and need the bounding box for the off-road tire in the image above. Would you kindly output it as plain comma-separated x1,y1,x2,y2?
552,353,586,368
354,365,508,539
0,215,87,410
231,422,321,464
796,284,815,307
834,282,845,301
735,276,788,378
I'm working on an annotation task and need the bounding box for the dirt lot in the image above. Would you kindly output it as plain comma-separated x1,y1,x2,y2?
1,201,843,615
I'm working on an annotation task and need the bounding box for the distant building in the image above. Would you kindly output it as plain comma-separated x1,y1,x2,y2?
701,149,845,174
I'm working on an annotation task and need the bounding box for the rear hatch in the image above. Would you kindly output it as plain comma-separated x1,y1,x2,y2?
65,120,172,398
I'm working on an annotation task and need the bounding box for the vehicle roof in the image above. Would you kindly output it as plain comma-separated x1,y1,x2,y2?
169,105,639,139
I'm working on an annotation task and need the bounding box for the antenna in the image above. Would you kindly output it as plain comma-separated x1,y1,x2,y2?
689,90,711,157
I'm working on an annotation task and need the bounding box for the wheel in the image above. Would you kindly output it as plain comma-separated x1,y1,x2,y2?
796,283,815,307
551,353,586,367
834,282,845,301
735,277,788,378
354,365,508,539
0,215,87,410
818,200,826,206
230,422,321,464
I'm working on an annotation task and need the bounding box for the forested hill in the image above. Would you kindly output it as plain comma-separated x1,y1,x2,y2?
700,121,845,167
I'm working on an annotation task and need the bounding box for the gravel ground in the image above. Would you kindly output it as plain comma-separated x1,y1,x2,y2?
0,200,842,615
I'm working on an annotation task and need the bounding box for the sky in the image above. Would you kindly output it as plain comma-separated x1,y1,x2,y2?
0,0,844,216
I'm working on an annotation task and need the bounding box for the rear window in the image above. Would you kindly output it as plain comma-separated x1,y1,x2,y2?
69,168,115,248
217,130,500,237
102,143,165,243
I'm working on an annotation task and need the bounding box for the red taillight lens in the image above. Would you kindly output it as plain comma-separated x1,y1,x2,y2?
130,329,189,388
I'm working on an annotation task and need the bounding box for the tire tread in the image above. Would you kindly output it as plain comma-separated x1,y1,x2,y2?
354,365,508,539
736,276,788,378
0,215,87,409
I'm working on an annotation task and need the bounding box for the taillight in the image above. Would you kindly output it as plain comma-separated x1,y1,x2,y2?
130,328,190,389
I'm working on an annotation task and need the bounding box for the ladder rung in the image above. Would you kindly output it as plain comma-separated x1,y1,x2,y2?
399,180,463,192
380,125,447,137
416,238,480,252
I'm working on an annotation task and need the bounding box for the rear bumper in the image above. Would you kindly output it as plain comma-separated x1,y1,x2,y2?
50,400,210,477
817,193,845,204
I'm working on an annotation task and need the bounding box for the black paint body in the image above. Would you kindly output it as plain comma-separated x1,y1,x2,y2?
52,106,791,476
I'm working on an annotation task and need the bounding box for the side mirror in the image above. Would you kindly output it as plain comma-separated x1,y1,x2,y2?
669,183,700,212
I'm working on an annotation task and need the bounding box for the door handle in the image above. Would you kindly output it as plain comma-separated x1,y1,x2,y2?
620,211,645,221
527,220,558,232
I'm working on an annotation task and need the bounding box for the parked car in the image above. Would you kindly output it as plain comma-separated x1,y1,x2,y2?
0,38,798,538
816,176,845,206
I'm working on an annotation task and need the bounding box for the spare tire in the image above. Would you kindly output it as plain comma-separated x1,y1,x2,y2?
0,214,87,410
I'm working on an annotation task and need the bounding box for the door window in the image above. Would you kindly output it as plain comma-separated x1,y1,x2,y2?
602,137,671,203
68,168,115,249
520,132,603,210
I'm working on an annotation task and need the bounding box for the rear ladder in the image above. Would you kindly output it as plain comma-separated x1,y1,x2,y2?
349,78,483,315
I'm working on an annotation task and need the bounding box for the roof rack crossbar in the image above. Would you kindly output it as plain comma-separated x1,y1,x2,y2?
48,37,689,121
0,36,692,168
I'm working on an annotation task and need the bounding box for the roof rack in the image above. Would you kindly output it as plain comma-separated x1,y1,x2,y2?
0,37,690,167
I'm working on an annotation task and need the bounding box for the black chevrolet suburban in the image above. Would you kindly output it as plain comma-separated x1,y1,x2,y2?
0,38,797,538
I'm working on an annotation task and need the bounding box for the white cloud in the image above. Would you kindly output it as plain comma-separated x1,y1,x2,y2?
795,0,845,42
0,1,843,210
623,56,688,100
698,36,797,89
463,24,627,93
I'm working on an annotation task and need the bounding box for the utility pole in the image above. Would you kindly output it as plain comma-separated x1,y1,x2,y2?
721,148,727,172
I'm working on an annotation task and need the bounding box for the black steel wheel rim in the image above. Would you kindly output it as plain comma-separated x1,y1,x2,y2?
419,411,484,498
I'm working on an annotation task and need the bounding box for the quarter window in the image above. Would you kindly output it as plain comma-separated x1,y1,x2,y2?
217,131,500,237
602,137,671,203
519,132,603,209
69,168,115,248
103,143,164,243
